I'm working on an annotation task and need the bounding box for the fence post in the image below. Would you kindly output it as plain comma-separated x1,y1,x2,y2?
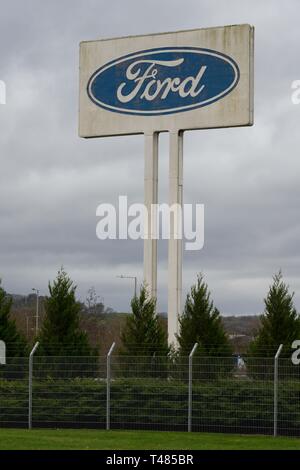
0,340,6,365
188,343,198,432
28,342,39,430
274,343,283,437
106,342,115,431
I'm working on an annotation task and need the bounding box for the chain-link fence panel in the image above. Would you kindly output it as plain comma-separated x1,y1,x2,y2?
277,357,300,437
110,355,189,431
192,356,274,435
32,356,107,428
0,357,29,428
0,352,299,436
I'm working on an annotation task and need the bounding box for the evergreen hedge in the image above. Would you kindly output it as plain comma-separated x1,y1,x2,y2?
0,377,299,436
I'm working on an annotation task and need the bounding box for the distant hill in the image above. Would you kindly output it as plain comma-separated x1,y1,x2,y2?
221,315,261,336
8,291,261,354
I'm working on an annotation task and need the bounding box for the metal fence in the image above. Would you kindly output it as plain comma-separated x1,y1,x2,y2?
0,343,300,437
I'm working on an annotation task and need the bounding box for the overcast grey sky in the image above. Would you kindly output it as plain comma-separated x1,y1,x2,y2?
0,0,299,314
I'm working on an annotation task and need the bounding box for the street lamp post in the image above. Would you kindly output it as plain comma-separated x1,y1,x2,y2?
117,275,137,298
32,288,39,336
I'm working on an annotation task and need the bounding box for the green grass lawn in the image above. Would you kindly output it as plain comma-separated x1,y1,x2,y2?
0,428,299,450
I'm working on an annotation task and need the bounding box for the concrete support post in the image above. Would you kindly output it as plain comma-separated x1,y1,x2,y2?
168,131,183,345
143,132,159,300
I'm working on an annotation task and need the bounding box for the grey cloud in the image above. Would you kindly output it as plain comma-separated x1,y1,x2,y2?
1,0,300,314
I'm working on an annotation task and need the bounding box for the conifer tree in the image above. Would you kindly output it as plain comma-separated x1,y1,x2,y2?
177,274,232,356
38,269,95,357
249,271,300,357
0,281,28,357
121,284,168,356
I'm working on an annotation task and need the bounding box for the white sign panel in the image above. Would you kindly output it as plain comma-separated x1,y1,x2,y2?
79,24,254,137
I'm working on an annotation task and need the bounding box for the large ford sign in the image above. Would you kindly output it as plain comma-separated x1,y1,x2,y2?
79,24,254,347
87,48,240,116
79,25,254,137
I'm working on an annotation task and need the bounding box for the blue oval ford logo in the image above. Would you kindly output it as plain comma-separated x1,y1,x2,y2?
87,47,240,116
